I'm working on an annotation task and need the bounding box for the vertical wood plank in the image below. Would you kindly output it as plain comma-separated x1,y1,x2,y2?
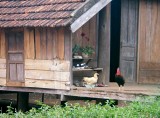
0,29,1,58
139,0,147,63
89,15,97,58
24,28,30,59
151,0,158,62
0,29,6,58
29,29,35,59
35,28,41,59
57,28,64,60
152,0,160,63
64,27,71,61
98,5,110,84
72,27,82,47
89,15,96,48
120,0,129,45
40,28,47,59
145,0,152,62
47,28,53,59
52,29,57,59
82,21,90,46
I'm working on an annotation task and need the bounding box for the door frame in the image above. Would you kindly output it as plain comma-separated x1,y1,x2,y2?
5,28,25,86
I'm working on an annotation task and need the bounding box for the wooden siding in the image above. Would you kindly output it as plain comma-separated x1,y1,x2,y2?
25,59,70,90
120,0,138,83
0,27,71,90
0,29,6,58
72,15,97,58
0,59,6,86
25,27,65,60
138,0,160,84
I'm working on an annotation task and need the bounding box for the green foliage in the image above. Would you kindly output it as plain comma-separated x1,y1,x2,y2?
0,97,160,118
80,46,94,55
72,44,81,54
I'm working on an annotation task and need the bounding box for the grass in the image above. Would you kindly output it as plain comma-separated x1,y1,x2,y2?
0,96,160,118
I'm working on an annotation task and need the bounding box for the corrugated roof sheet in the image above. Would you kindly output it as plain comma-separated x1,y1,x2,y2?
0,0,85,27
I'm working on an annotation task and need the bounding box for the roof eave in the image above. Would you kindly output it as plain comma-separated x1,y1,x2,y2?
71,0,112,33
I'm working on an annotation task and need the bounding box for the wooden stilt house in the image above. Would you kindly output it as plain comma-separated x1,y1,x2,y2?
0,0,159,101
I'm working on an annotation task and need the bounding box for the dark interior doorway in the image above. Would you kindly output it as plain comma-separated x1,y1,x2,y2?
110,0,121,82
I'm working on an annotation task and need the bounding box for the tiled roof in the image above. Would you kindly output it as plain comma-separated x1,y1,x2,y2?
0,0,85,28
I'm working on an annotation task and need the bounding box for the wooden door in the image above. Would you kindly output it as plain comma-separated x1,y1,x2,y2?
6,31,24,86
120,0,138,83
138,0,160,84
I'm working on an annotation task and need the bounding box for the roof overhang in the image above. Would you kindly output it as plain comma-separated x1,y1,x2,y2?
71,0,112,33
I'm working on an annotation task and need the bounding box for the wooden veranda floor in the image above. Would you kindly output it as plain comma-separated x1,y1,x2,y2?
0,83,160,101
65,83,160,101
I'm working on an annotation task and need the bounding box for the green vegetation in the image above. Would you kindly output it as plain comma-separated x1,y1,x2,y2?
0,97,160,118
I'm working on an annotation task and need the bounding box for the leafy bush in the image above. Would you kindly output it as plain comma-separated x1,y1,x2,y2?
0,97,160,118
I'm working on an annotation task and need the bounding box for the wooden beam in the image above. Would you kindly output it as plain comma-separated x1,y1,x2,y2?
98,5,111,85
71,0,112,33
17,92,29,112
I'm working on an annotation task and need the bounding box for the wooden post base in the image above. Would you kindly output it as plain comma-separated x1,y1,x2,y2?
17,92,29,112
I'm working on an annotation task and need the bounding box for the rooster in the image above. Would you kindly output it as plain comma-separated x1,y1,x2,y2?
83,73,99,88
115,68,125,90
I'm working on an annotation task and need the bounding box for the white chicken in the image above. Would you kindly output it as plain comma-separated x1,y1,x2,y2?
83,73,99,85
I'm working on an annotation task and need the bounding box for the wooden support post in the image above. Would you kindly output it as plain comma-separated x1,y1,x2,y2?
42,93,44,102
98,4,111,85
17,92,29,112
60,94,67,107
96,99,106,105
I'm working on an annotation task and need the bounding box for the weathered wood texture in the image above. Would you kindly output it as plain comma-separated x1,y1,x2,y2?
0,29,6,58
138,0,160,84
97,5,111,84
0,59,6,86
1,83,159,101
72,16,97,59
120,0,138,82
25,28,66,60
25,59,70,90
71,0,112,32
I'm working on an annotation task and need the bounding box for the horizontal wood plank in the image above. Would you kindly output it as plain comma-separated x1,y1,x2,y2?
6,81,25,87
25,79,70,90
0,78,6,86
139,70,160,77
138,77,160,84
140,62,160,70
25,59,70,71
25,70,70,81
0,69,6,78
0,59,6,69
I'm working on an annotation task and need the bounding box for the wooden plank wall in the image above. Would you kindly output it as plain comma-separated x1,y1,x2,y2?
25,59,70,90
138,0,160,84
0,29,6,58
0,29,6,86
72,15,97,59
24,27,71,90
0,59,6,86
24,27,67,60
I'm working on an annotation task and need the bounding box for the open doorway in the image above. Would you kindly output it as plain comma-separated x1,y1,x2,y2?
110,0,121,82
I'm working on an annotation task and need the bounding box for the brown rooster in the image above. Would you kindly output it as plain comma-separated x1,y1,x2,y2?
115,68,125,90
